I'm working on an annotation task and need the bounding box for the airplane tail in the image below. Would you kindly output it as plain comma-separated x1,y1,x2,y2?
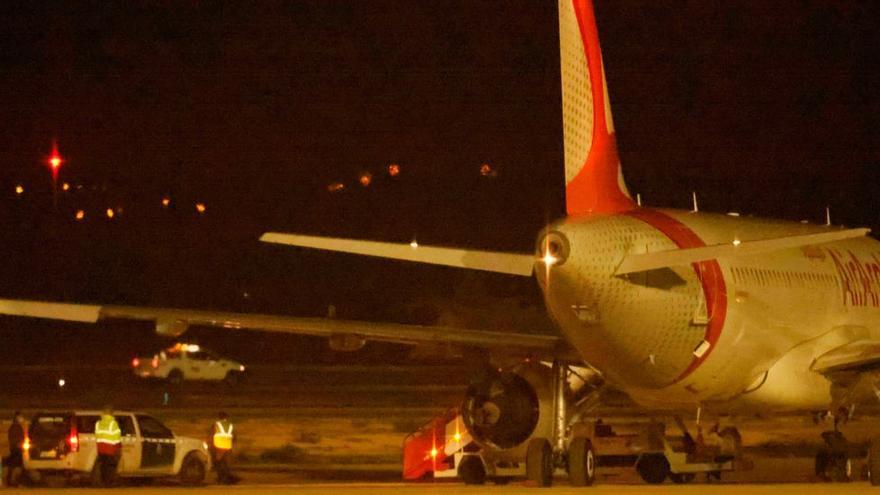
558,0,635,216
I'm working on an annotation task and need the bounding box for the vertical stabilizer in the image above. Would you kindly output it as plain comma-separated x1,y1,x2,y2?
559,0,634,216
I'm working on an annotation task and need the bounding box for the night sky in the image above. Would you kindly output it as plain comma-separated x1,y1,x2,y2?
0,1,878,335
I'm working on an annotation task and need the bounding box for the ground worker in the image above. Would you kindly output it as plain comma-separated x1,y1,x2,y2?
4,411,26,487
210,411,238,484
94,407,122,486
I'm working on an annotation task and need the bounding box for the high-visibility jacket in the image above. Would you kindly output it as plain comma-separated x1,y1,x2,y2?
95,415,121,456
213,420,233,450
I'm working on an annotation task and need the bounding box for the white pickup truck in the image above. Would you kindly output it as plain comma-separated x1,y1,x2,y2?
23,410,211,486
132,343,246,384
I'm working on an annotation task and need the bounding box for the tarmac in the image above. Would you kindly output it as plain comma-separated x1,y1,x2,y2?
1,482,875,494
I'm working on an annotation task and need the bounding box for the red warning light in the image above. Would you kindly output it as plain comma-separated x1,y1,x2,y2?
47,141,64,179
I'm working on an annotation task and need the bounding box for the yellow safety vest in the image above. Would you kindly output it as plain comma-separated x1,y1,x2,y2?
95,416,121,446
213,420,233,450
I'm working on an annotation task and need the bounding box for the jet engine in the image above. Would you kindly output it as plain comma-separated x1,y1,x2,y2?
461,361,557,461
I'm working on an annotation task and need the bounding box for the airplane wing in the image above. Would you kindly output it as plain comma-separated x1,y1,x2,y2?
615,228,870,275
0,298,569,358
260,233,536,277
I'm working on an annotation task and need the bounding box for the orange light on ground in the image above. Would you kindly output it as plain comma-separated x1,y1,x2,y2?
195,202,206,214
327,182,345,193
161,197,171,207
359,172,372,187
75,210,85,221
15,184,24,195
480,163,497,177
61,182,70,191
106,208,114,219
388,163,400,176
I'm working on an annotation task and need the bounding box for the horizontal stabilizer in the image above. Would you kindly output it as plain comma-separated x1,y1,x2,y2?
260,232,535,276
616,228,870,275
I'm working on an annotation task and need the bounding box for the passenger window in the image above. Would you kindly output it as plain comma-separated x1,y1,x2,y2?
136,415,174,439
77,416,99,434
116,416,136,436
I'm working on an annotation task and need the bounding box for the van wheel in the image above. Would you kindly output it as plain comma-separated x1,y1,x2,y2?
568,437,596,486
168,369,184,385
179,453,206,486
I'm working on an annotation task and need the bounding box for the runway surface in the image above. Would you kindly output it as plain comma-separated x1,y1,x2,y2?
3,482,874,495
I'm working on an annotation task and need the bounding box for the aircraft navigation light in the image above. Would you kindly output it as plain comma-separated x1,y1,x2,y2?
15,184,24,195
542,252,558,266
430,447,438,458
58,378,66,388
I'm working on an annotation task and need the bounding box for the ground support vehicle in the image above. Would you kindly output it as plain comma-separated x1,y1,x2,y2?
132,343,245,384
405,411,752,485
23,410,211,486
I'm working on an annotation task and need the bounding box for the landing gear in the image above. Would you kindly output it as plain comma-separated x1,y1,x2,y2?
525,438,553,487
815,430,852,482
869,438,880,486
457,455,486,485
567,437,596,486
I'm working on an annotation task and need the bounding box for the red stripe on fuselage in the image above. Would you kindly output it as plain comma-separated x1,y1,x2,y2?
566,0,634,216
625,209,728,384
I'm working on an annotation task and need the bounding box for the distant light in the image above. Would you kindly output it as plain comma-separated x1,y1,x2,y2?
116,206,124,216
161,197,171,207
47,142,63,173
480,163,497,177
75,210,85,221
15,184,24,195
327,182,345,193
58,378,66,388
132,358,140,368
410,240,418,249
239,365,246,372
195,202,206,214
359,172,372,187
387,163,400,177
430,448,438,458
732,239,741,247
542,252,558,266
106,208,114,219
453,432,461,442
61,182,70,191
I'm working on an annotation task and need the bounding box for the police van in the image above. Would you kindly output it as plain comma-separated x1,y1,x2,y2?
23,410,210,486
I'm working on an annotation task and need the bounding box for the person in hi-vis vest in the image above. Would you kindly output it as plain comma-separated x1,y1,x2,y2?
94,407,122,486
210,412,237,484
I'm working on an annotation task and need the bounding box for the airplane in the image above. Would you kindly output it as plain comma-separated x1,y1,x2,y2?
2,0,879,487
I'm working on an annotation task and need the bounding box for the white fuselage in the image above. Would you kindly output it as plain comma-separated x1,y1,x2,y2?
538,208,880,412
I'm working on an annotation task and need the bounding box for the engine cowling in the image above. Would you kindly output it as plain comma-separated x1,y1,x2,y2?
461,362,556,461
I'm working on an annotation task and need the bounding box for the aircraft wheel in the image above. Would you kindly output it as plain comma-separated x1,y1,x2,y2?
869,439,880,486
457,455,486,485
636,454,669,484
568,436,596,486
526,438,553,487
670,473,695,484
